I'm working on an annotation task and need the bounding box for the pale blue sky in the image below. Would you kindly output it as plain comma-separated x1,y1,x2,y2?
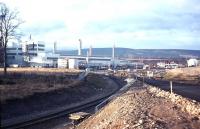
1,0,200,50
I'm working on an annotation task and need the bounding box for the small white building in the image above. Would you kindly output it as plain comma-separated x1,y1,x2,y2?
187,59,198,67
165,62,178,69
147,71,154,78
58,58,68,68
143,65,150,70
29,53,55,67
68,59,79,69
157,62,178,69
157,62,166,68
88,58,111,68
46,53,60,67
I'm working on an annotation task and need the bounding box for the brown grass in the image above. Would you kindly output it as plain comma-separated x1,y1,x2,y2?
164,66,200,85
0,67,80,75
0,67,112,103
0,68,81,102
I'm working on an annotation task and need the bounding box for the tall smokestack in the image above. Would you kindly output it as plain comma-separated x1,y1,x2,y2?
29,34,32,40
86,50,89,63
78,39,82,56
112,44,115,59
89,45,92,56
53,41,57,54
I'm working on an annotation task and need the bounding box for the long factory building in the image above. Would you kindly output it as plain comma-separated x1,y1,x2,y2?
6,37,144,69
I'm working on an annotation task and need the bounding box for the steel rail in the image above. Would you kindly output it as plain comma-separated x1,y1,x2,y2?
1,76,124,129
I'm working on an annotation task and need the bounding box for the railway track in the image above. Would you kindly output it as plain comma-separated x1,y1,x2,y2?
1,76,124,129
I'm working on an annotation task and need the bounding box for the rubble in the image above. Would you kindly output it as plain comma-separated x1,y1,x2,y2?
77,82,200,129
147,85,200,119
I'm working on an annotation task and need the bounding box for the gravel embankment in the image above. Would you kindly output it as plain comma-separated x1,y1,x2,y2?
77,82,200,129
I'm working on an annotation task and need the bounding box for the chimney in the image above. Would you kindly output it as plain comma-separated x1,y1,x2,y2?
29,34,32,40
89,45,92,56
53,41,57,54
112,44,115,59
78,39,82,56
86,50,89,63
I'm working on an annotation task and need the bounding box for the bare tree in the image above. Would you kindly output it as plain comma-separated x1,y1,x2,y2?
0,3,23,76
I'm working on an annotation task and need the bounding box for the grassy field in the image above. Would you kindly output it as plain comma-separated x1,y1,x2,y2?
163,66,200,85
0,68,81,102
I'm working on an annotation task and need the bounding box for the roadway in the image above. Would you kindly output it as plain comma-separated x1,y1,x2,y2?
138,77,200,102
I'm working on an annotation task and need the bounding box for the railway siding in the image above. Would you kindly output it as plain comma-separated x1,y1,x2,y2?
1,73,122,128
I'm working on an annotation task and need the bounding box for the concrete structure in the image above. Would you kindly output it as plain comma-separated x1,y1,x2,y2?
7,43,25,66
46,53,60,67
86,50,89,63
157,62,166,68
53,41,57,54
78,39,82,56
187,59,198,67
6,37,60,67
112,44,115,60
6,37,148,70
157,62,178,69
68,59,79,69
147,71,154,78
22,39,45,56
89,45,92,56
58,58,68,68
28,53,59,68
111,44,116,68
88,58,111,69
29,53,54,67
60,54,146,70
143,65,150,70
165,62,178,69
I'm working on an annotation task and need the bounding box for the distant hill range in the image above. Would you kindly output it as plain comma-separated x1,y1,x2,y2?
57,48,200,59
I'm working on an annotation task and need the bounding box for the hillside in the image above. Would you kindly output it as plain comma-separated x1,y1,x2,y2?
57,48,200,58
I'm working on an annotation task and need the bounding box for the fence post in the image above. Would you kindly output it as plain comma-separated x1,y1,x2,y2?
170,81,173,94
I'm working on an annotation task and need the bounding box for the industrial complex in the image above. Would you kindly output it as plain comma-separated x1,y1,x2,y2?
6,36,145,70
5,36,200,70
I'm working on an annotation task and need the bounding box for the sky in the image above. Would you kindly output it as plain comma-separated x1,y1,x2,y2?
1,0,200,50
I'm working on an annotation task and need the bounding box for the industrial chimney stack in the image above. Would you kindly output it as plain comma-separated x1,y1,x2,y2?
53,41,57,54
89,45,92,56
78,39,82,56
112,44,115,60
